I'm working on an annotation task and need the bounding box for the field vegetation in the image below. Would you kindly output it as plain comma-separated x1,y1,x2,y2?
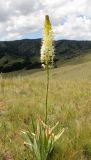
0,52,91,160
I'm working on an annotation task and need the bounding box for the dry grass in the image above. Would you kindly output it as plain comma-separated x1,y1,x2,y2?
0,54,91,160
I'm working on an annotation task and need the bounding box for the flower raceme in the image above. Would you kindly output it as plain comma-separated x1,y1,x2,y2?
40,15,55,68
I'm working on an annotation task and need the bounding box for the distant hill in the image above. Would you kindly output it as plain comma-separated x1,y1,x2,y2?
0,39,91,72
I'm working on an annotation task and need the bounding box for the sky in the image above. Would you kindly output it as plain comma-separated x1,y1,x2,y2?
0,0,91,41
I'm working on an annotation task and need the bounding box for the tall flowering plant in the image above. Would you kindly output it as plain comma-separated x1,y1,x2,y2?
40,15,55,124
22,15,64,160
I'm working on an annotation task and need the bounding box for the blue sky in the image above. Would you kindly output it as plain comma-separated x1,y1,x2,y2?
22,30,42,39
0,0,91,41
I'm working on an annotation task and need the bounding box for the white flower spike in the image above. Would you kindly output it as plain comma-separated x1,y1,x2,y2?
40,15,55,68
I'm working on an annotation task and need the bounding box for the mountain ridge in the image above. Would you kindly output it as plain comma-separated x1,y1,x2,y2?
0,39,91,72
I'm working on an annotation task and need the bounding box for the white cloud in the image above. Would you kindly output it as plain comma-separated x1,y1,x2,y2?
54,15,91,40
0,0,91,40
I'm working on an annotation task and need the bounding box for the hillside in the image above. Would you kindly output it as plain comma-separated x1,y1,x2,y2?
0,39,91,72
0,51,91,160
5,51,91,81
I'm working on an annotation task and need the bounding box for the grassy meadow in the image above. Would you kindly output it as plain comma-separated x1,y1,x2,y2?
0,53,91,160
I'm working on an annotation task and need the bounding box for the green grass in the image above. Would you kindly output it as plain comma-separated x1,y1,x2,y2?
0,53,91,160
0,55,24,67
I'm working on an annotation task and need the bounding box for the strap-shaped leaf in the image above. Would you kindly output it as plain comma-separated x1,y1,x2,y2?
33,137,41,160
21,131,33,150
22,119,64,160
50,122,59,133
54,128,65,142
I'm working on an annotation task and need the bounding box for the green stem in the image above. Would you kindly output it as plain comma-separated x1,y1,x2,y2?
45,65,49,124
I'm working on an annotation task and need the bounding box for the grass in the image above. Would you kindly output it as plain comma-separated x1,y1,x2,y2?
0,52,91,160
0,55,24,67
